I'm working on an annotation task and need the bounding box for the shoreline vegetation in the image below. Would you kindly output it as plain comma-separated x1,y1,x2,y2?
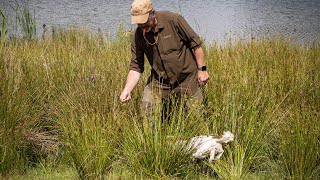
1,2,320,180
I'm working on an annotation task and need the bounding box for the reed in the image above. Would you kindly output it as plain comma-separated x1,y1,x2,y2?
205,39,320,179
0,38,50,174
38,28,129,179
0,27,319,179
0,7,8,42
120,94,209,179
12,0,37,39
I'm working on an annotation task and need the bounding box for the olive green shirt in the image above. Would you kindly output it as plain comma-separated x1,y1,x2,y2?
129,11,202,89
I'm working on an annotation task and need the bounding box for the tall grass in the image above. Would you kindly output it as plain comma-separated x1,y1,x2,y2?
0,26,319,179
0,39,50,174
120,95,209,179
12,0,37,39
0,7,8,42
205,39,320,179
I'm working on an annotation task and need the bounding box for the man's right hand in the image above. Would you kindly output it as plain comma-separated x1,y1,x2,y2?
120,70,141,103
120,90,131,102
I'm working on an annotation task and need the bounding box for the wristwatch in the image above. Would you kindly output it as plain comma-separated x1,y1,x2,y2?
197,66,207,71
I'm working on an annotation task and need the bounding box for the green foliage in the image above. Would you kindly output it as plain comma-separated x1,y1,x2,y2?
120,96,208,179
0,29,319,179
12,0,36,39
204,39,320,179
0,39,51,174
0,7,8,42
56,97,116,179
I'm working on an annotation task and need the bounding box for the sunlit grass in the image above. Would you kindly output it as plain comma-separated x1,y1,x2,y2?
0,27,319,179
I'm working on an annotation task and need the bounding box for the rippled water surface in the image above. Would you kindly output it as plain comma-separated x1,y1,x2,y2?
1,0,319,44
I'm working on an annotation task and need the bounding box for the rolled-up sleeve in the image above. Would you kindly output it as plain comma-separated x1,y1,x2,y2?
129,30,145,73
176,14,202,49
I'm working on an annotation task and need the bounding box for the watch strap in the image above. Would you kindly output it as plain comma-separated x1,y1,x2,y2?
198,66,207,71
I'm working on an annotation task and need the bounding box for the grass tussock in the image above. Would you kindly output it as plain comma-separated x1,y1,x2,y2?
0,28,319,179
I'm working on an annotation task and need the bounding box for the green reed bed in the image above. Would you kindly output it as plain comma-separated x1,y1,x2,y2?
205,39,320,179
0,29,319,179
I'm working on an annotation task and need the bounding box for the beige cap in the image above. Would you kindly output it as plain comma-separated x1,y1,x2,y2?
131,0,153,24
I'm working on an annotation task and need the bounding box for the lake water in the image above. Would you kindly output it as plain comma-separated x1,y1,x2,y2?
1,0,319,45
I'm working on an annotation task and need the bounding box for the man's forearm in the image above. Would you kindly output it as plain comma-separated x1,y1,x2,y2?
123,70,141,93
194,46,206,67
194,46,209,85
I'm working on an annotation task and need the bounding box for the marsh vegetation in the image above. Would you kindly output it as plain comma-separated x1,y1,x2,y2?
0,2,319,180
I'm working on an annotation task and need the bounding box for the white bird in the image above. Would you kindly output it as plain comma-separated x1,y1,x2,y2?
184,131,235,162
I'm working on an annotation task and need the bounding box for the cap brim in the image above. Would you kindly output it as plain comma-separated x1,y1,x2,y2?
131,13,149,24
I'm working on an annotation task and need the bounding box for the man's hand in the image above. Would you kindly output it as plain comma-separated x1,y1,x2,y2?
119,70,141,103
197,71,209,86
120,90,131,103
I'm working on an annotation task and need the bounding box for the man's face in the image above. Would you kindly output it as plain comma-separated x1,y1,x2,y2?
137,12,154,32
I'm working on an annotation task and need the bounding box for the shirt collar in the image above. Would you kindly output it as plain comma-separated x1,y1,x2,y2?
154,12,164,33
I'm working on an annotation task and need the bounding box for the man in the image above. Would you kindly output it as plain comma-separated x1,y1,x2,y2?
120,0,209,119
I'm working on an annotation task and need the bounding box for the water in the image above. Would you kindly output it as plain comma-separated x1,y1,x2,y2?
1,0,319,45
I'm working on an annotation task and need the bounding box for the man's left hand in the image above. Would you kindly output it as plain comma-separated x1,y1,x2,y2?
197,71,210,86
